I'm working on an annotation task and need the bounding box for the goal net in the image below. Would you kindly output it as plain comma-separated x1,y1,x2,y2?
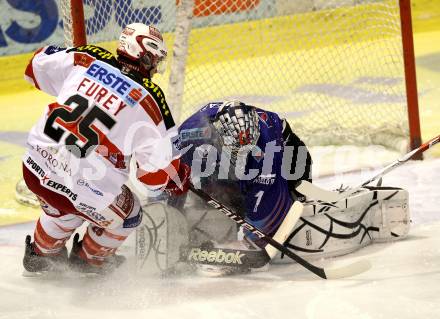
59,0,420,151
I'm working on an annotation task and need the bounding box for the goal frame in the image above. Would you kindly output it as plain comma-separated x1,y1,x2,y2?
63,0,422,157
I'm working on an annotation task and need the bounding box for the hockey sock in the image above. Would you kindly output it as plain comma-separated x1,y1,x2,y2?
77,225,132,266
34,213,83,256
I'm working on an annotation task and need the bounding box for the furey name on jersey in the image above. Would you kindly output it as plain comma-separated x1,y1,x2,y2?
26,156,78,201
77,59,151,115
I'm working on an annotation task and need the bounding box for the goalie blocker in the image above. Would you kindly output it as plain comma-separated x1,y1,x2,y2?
133,185,409,275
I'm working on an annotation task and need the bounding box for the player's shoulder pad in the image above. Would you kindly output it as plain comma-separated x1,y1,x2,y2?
67,45,118,67
142,78,175,130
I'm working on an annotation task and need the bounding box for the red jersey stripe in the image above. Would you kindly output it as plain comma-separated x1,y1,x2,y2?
137,158,180,187
139,94,163,125
108,204,127,220
103,230,127,242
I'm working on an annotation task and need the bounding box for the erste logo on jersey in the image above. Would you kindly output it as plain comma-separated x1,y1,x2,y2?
180,127,211,141
85,61,132,96
77,60,143,116
78,60,166,126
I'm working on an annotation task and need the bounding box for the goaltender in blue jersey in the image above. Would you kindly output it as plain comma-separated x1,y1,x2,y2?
153,100,409,277
174,100,313,275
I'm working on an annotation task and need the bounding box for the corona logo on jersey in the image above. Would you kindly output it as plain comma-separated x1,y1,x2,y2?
35,145,73,177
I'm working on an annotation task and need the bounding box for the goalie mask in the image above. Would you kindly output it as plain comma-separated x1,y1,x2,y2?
212,101,260,165
117,23,167,78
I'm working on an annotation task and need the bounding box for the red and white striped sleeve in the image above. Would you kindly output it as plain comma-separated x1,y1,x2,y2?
131,108,181,190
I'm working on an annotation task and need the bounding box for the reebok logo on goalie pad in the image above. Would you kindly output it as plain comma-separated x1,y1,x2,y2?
188,248,244,265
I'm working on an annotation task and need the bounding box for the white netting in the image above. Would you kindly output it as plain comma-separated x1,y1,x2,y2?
60,0,74,47
59,0,410,150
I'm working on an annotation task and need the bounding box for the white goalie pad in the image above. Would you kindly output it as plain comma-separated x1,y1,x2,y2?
134,202,189,275
133,192,238,275
272,186,410,263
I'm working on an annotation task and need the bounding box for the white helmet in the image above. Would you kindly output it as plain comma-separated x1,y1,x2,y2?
117,23,167,78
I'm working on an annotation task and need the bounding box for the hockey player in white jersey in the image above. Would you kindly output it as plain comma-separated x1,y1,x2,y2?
22,23,190,275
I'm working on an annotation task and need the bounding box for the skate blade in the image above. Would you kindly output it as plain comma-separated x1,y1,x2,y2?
22,269,65,279
22,269,100,279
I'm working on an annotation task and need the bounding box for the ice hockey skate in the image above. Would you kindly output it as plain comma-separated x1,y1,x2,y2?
22,235,69,276
69,233,126,275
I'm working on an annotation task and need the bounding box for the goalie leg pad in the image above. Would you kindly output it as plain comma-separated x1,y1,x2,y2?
365,186,410,242
272,187,410,263
184,191,238,246
133,192,239,275
135,202,190,274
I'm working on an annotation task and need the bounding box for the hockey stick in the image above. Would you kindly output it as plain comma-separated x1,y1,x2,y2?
190,185,371,279
296,133,440,203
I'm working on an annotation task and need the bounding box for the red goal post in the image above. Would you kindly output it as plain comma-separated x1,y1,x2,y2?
399,0,422,156
60,0,422,155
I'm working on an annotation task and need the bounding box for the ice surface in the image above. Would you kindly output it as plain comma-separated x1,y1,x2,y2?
0,159,439,319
